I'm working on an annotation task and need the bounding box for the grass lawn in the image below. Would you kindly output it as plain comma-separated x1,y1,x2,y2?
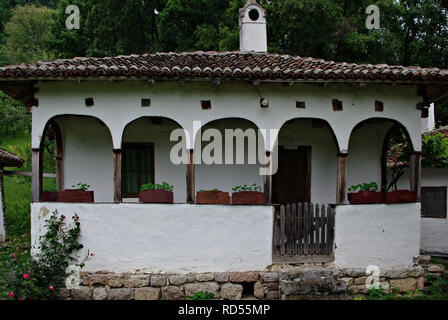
1,130,56,239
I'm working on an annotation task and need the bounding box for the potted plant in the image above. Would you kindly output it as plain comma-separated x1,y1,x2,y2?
57,183,94,203
139,181,174,204
385,190,417,204
231,183,266,205
196,189,230,205
348,182,384,204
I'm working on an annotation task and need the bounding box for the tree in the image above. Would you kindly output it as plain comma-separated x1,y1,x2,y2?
4,4,57,64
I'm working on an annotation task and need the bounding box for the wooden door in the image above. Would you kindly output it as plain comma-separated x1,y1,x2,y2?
272,146,311,204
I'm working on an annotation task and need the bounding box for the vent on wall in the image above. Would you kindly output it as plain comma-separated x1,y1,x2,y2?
85,98,94,107
375,100,384,112
296,101,306,109
201,100,212,110
332,99,343,111
141,98,151,107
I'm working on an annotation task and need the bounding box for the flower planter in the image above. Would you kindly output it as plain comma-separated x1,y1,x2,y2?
385,190,417,204
56,190,94,203
348,191,384,204
139,189,174,204
41,191,59,202
232,191,266,205
196,191,230,205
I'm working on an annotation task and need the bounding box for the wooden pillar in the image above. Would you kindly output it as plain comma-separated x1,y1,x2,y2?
336,153,348,204
186,149,195,204
264,151,272,204
54,122,64,191
31,148,43,202
113,149,122,203
410,152,422,201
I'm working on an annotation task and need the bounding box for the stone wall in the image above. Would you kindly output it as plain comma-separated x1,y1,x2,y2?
59,256,445,300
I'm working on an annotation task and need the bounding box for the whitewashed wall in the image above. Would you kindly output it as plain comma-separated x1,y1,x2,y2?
56,117,114,203
334,203,421,268
396,168,448,256
31,203,274,274
32,80,423,152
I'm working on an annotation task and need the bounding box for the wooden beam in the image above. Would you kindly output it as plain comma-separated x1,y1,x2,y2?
410,152,422,201
31,149,42,202
264,151,272,204
0,165,7,242
336,153,348,204
113,149,122,203
186,149,195,204
53,122,64,191
0,171,56,178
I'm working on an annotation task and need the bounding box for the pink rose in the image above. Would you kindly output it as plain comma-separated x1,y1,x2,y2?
49,286,54,291
9,292,14,298
12,254,16,258
19,298,23,300
23,274,29,279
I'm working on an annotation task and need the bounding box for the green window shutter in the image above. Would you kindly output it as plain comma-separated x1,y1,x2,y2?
122,144,154,196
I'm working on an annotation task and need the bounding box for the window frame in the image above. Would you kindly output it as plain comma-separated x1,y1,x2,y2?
421,186,447,219
121,142,155,198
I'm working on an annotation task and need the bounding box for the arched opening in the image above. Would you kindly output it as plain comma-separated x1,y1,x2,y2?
273,118,339,205
121,117,187,203
193,118,265,195
347,118,415,194
39,115,114,203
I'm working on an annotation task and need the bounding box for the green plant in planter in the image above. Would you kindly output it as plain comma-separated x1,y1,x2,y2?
71,183,90,191
232,183,262,192
140,181,174,192
348,182,379,193
199,188,220,192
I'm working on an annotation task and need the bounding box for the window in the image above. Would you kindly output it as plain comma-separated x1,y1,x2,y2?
122,143,154,197
421,187,447,218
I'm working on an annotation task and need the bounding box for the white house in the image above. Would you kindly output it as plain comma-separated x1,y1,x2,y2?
0,1,447,276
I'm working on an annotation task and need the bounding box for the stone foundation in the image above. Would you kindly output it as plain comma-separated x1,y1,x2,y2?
59,256,445,300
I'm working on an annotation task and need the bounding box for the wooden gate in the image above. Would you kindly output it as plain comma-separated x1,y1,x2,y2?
273,203,335,264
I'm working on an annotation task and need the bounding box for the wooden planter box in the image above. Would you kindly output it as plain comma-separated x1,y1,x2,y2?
139,189,174,204
348,191,384,205
196,191,230,205
41,191,58,202
385,190,417,204
232,191,266,205
57,190,94,203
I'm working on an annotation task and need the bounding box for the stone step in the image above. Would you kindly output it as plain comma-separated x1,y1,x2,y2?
279,267,347,299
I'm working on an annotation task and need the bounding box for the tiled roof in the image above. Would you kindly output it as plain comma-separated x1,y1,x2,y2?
0,149,24,167
0,51,447,82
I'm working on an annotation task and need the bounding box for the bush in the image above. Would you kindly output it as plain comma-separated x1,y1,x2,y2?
0,211,91,300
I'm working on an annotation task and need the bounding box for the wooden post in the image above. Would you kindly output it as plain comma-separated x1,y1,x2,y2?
31,148,43,202
264,151,272,204
54,122,64,191
0,165,7,242
113,149,122,203
186,149,195,204
336,153,348,204
410,152,422,201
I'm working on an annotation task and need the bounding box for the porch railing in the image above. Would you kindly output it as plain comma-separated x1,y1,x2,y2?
273,203,335,264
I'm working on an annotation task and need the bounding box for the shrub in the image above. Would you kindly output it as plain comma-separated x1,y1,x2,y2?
348,182,379,193
232,183,262,192
0,211,90,300
186,291,215,300
140,181,173,192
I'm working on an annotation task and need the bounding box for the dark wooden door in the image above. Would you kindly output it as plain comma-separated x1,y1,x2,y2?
272,146,311,204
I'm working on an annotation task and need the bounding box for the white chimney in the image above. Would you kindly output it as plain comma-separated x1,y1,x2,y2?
239,0,267,52
421,103,436,133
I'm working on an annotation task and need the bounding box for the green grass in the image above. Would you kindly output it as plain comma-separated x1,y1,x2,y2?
1,130,56,239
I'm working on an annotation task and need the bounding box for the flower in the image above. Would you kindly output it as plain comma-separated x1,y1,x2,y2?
90,253,94,256
12,254,16,258
49,286,54,291
9,292,14,298
19,298,23,300
23,274,29,279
